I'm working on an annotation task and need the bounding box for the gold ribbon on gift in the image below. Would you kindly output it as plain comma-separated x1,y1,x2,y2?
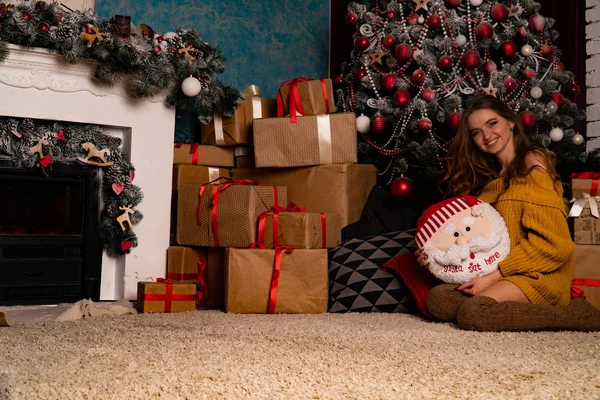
569,193,600,219
242,85,261,97
317,114,332,165
213,109,225,146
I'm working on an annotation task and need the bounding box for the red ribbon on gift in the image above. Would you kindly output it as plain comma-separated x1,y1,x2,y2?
276,78,330,123
267,246,294,314
571,172,600,197
137,278,196,312
196,254,209,306
175,142,199,165
570,278,600,300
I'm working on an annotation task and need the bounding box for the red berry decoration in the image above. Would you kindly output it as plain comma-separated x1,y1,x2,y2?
35,1,46,7
571,82,581,96
540,44,553,57
520,110,537,128
445,0,462,8
438,55,453,70
370,113,388,134
428,15,442,29
504,77,517,91
393,89,411,107
382,73,398,91
412,69,426,83
406,13,419,25
354,36,370,51
421,88,436,102
556,62,565,71
156,36,164,43
153,45,161,55
346,11,358,25
475,22,494,39
483,60,497,74
528,14,546,33
334,76,345,86
40,23,49,32
501,41,517,59
55,11,63,22
355,68,367,80
391,177,413,200
523,67,536,79
382,34,396,49
491,4,509,22
394,43,413,63
462,50,481,70
446,112,461,129
518,27,527,37
387,10,397,19
417,117,433,132
551,92,565,108
168,47,177,54
22,12,32,21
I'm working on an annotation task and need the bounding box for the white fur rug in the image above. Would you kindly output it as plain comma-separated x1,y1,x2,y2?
0,311,599,399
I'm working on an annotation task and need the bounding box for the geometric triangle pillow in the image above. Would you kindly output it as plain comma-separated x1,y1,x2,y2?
328,230,418,313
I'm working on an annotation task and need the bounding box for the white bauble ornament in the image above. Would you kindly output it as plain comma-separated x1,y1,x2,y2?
549,127,564,142
356,114,371,134
418,16,425,24
530,86,543,99
470,0,483,6
455,34,467,47
413,49,424,62
521,44,534,57
572,133,584,145
162,32,178,40
181,76,202,97
546,101,558,115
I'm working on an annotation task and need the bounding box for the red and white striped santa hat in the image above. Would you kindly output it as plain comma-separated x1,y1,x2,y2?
415,195,482,250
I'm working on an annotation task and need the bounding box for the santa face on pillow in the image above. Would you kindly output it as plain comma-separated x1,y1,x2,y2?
415,195,510,285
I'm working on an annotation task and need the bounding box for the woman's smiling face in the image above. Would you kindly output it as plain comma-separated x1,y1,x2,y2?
467,108,515,157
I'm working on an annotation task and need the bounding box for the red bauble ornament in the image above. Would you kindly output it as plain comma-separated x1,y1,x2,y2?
519,110,537,128
428,15,442,29
387,10,397,19
346,11,358,25
500,41,517,59
412,69,426,83
382,73,398,91
483,60,497,74
540,44,553,57
391,177,413,200
393,89,411,107
475,22,494,39
504,77,517,91
370,113,388,134
22,12,32,21
382,34,396,49
40,23,49,32
438,55,453,70
406,13,418,25
421,88,436,102
417,117,433,132
394,43,413,63
462,50,481,70
168,47,177,54
518,27,527,37
445,0,462,8
571,82,581,96
55,11,63,23
528,14,546,33
551,92,565,108
153,45,161,55
490,4,509,22
446,112,461,129
523,67,536,79
354,36,370,51
334,76,345,86
355,68,367,80
35,1,46,8
556,62,565,71
85,25,94,34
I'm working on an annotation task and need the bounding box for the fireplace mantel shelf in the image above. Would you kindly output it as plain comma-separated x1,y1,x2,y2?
0,44,176,301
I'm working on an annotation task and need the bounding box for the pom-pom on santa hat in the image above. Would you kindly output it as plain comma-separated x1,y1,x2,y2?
415,195,482,250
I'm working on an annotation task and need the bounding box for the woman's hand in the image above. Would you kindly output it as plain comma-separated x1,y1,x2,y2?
414,249,430,269
457,270,503,296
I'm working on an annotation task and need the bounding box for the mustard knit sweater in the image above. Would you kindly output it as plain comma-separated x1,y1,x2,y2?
477,171,575,306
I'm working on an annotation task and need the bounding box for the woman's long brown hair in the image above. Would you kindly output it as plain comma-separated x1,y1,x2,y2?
441,95,559,196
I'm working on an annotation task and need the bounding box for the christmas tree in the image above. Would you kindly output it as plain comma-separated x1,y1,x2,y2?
336,0,600,193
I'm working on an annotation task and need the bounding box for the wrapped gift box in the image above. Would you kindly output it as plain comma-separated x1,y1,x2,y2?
167,246,225,309
225,248,328,313
136,280,196,313
573,245,600,309
235,155,255,168
569,177,600,244
173,143,234,167
260,212,342,249
277,78,335,118
201,97,277,146
232,164,377,227
177,182,287,247
253,113,357,168
573,207,600,244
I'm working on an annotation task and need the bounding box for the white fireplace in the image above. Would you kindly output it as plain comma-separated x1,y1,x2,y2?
0,44,176,301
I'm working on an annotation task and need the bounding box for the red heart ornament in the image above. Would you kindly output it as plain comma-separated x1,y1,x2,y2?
112,183,124,195
120,240,132,253
130,171,135,182
56,130,65,140
39,155,52,167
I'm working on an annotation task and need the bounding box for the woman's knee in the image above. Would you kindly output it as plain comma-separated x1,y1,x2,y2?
456,296,498,331
426,284,464,322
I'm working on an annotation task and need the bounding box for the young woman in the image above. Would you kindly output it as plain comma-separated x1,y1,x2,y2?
417,95,600,332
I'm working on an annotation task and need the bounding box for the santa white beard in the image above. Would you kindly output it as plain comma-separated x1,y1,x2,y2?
422,206,511,285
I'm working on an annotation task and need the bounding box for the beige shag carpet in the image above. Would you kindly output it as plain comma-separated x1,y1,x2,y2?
0,310,599,400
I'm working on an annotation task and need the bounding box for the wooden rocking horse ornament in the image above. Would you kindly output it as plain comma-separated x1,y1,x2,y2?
77,142,114,166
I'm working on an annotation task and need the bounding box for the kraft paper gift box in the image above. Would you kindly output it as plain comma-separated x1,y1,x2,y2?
167,246,226,309
572,245,600,309
235,155,255,168
224,248,328,314
277,78,335,118
136,280,196,313
569,177,600,244
232,164,377,227
259,211,342,249
201,97,277,146
253,112,357,168
173,143,234,167
176,181,287,247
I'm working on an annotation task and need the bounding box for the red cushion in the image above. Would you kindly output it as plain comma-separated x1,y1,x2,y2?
382,252,442,320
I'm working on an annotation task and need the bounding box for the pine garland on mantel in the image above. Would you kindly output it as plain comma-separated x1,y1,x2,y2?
0,1,244,124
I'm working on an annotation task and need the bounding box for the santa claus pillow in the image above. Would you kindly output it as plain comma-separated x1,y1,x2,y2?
415,195,510,285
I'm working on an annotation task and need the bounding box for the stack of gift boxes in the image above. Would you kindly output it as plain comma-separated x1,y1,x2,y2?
137,78,377,314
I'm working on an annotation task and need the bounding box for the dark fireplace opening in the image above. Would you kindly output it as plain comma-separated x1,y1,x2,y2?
0,159,103,305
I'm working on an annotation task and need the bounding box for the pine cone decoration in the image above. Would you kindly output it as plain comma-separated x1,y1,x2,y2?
106,203,120,217
55,26,75,41
19,119,35,135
